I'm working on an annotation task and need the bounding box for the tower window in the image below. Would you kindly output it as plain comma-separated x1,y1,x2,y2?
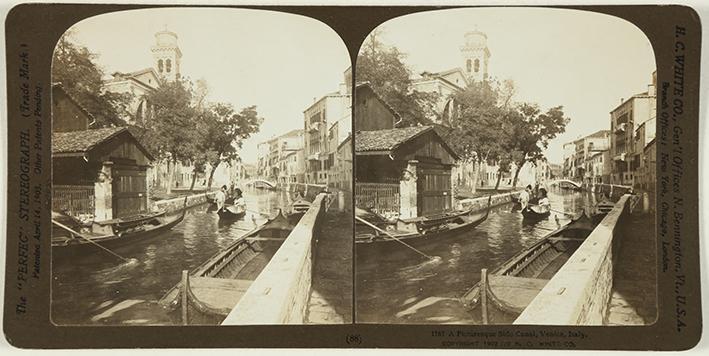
158,59,163,73
474,59,480,73
466,59,472,73
166,59,172,73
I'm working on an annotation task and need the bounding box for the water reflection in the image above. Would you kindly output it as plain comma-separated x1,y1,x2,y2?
51,187,294,325
355,188,592,324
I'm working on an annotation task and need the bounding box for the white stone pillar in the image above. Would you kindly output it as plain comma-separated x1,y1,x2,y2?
94,161,114,221
399,160,418,219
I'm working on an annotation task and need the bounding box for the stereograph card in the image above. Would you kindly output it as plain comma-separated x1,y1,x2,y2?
1,2,704,350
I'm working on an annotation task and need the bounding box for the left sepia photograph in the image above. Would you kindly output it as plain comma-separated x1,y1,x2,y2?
50,8,352,326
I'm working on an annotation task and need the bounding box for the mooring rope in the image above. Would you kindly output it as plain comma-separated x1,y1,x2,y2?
355,216,440,261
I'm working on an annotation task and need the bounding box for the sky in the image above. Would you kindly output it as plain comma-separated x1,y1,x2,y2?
370,7,656,164
62,7,350,163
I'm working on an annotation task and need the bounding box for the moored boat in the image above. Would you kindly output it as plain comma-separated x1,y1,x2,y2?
355,195,492,246
287,198,311,224
591,197,615,224
459,214,597,324
158,210,294,324
52,197,188,250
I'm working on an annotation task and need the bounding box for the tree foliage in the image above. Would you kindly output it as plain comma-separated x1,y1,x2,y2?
52,31,132,127
356,29,439,126
447,79,569,189
197,103,263,188
506,103,569,186
143,78,199,163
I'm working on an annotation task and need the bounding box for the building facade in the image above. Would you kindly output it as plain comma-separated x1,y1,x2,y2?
256,129,305,185
303,69,352,185
609,71,657,186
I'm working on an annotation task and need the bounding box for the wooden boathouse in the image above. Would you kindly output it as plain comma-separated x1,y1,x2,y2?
354,83,459,219
52,83,154,222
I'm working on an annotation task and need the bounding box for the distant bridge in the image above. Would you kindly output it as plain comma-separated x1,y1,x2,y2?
244,179,276,189
547,179,582,189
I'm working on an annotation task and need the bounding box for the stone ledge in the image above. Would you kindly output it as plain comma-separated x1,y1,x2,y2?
151,191,216,213
513,195,630,325
456,191,521,213
221,193,326,325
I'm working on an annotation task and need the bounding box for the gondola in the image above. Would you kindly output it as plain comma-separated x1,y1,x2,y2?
216,206,246,220
158,210,294,324
511,196,539,211
355,195,493,246
207,195,235,208
459,214,597,324
520,205,551,220
51,197,188,250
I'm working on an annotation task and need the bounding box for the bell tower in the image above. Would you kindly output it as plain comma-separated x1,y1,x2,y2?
151,28,182,82
460,29,490,82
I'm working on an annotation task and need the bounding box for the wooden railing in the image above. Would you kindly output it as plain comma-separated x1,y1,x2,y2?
355,182,400,216
52,185,95,218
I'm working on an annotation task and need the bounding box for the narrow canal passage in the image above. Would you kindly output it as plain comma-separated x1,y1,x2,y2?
51,188,299,325
355,188,602,324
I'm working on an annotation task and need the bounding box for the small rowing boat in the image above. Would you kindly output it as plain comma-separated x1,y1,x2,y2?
460,214,597,324
591,197,615,224
288,198,311,225
159,210,294,324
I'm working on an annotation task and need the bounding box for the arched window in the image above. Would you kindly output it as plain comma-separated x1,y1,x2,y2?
166,59,172,73
466,59,472,73
157,59,163,72
474,59,480,73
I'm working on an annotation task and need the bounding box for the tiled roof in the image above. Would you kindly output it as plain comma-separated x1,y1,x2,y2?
355,126,432,153
52,127,127,155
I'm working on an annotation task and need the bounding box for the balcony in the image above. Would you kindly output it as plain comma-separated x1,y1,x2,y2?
614,123,627,133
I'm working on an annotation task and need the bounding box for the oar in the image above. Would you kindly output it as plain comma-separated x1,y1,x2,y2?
52,220,134,264
549,208,575,217
355,216,441,262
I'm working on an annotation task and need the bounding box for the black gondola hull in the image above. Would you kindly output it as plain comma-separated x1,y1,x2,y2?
52,213,186,256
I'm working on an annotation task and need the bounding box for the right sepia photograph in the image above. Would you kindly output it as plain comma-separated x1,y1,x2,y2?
354,8,658,325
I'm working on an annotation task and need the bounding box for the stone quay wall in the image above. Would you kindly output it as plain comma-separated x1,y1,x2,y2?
456,191,521,213
514,195,631,325
221,193,327,325
151,191,216,213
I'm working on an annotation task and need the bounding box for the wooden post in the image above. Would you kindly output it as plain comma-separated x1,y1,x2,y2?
399,160,418,219
181,270,189,325
481,268,489,325
94,161,113,221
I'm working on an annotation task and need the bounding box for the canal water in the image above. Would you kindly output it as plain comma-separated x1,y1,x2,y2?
51,188,300,325
355,188,602,324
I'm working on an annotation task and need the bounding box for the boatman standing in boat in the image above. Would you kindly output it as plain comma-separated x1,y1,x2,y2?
519,185,533,210
233,188,246,213
215,185,228,212
538,188,551,211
